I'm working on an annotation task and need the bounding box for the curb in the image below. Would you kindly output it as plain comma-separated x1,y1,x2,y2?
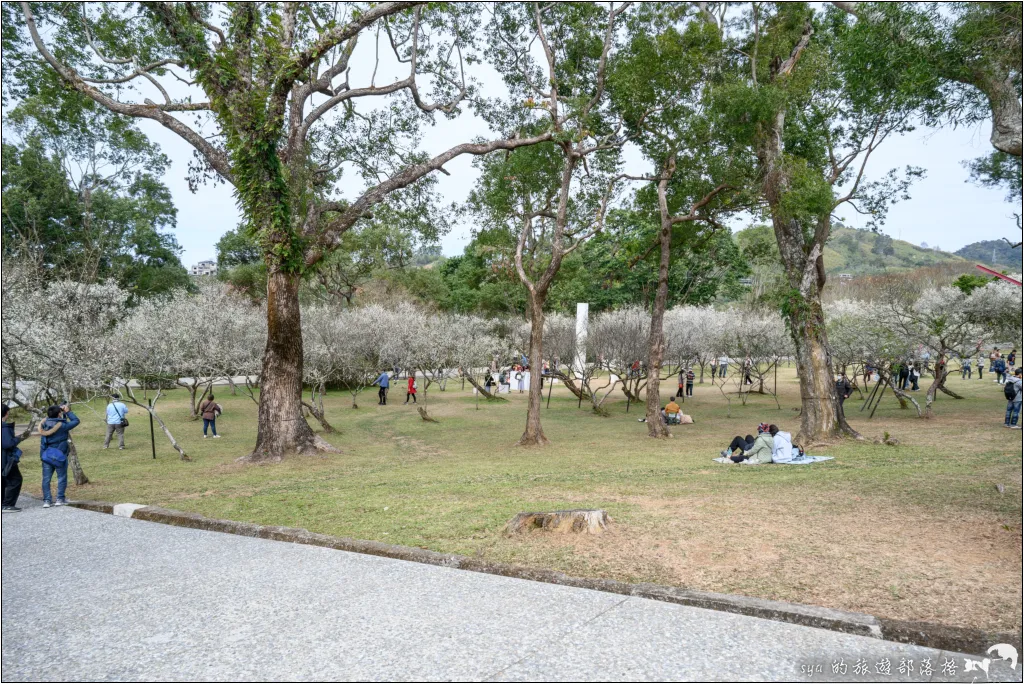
66,499,1021,657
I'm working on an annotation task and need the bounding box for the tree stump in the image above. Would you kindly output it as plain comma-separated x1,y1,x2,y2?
504,509,609,535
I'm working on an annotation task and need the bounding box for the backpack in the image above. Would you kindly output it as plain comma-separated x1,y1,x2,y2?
1004,380,1019,401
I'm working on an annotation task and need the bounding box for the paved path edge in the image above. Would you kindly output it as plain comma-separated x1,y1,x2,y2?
65,498,1021,657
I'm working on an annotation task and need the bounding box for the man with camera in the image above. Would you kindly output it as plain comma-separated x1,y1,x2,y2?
38,403,80,508
104,392,129,450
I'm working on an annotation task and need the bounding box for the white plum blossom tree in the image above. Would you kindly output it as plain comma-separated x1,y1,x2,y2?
592,307,651,413
1,262,128,482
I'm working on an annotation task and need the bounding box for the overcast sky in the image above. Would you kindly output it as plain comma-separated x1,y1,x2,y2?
151,114,1014,268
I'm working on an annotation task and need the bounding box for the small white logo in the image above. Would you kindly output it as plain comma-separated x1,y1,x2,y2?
986,643,1019,670
964,658,990,678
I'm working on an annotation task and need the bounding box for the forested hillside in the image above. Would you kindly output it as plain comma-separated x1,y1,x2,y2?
955,239,1023,267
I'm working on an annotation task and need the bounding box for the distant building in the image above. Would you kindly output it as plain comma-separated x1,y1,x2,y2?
837,273,853,283
738,277,754,286
190,260,218,277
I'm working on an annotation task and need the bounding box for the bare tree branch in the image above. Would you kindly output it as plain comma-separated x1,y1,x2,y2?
21,2,233,183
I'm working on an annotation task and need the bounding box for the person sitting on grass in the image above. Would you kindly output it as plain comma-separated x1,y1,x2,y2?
768,424,803,463
729,429,774,464
639,404,689,425
664,400,682,424
720,423,771,462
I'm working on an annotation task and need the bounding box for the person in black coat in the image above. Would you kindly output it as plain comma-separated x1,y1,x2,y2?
897,362,910,390
2,404,32,513
835,373,852,408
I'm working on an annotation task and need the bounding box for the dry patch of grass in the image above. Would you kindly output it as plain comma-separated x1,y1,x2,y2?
495,492,1021,632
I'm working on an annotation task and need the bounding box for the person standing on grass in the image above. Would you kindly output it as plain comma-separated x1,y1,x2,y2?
897,361,910,390
685,368,695,397
977,354,985,380
1008,349,1017,370
676,368,686,398
994,355,1007,384
38,404,79,508
2,404,31,513
103,392,128,450
373,371,390,405
961,356,972,379
718,355,729,378
909,362,920,391
516,368,525,394
710,357,719,379
199,394,222,438
989,347,1000,376
405,374,417,404
835,372,852,408
1004,368,1022,429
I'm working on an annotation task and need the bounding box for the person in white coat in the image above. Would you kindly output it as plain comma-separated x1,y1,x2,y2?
769,424,799,463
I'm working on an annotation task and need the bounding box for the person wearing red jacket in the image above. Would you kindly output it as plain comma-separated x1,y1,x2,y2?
405,375,418,404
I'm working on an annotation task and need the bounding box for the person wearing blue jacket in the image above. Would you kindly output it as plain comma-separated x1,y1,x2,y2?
372,372,390,405
2,404,31,513
994,356,1007,384
38,404,80,508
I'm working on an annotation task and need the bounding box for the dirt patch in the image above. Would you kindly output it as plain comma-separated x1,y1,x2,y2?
498,493,1023,632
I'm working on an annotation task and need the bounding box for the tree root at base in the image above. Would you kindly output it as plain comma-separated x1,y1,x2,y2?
238,434,340,463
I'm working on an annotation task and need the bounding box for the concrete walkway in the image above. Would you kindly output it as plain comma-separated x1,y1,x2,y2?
1,497,1019,682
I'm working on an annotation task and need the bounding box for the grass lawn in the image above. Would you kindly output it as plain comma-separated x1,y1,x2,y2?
25,367,1022,632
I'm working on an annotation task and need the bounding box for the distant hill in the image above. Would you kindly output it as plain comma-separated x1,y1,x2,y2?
823,226,968,275
955,239,1023,268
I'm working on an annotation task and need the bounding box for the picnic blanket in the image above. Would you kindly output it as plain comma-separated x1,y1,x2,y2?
713,455,833,465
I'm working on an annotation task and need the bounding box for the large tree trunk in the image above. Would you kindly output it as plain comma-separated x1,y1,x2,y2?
980,72,1022,157
785,297,844,442
518,294,549,446
759,102,855,445
244,269,333,462
644,210,672,437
